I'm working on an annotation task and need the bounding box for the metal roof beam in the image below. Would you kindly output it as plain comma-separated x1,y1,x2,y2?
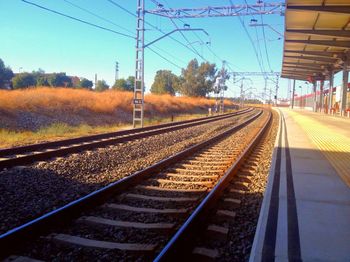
287,5,350,15
284,50,344,58
286,29,350,39
284,62,326,68
284,55,337,63
283,66,325,72
286,39,350,49
283,70,320,75
281,74,309,80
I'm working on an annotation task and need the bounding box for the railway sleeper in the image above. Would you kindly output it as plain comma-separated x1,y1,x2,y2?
151,178,213,187
135,185,207,193
192,247,219,261
47,233,157,253
103,203,189,216
76,216,175,232
161,173,218,181
205,224,229,241
121,193,199,202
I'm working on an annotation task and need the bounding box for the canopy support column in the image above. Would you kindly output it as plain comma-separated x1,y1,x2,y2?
328,70,334,114
291,79,295,109
340,57,349,116
319,80,324,113
312,81,317,112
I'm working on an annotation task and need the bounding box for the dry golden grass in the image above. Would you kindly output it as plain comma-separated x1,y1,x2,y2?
0,87,232,115
0,87,234,148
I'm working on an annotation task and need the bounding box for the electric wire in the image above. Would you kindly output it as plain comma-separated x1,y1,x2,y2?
62,0,134,35
21,0,135,39
260,14,273,72
162,0,218,63
63,0,186,65
148,47,183,70
106,0,210,62
229,0,266,77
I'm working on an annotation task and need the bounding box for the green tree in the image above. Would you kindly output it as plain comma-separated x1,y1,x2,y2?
32,69,50,87
12,73,36,89
150,70,179,95
48,73,72,87
112,76,134,91
0,58,14,89
95,80,109,92
79,78,93,89
178,59,217,97
112,78,128,90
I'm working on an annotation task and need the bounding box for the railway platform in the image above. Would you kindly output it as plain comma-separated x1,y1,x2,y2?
249,108,350,261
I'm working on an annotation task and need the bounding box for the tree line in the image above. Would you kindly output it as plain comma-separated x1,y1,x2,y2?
0,58,227,97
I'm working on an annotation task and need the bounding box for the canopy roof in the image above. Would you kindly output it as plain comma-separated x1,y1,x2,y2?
281,0,350,81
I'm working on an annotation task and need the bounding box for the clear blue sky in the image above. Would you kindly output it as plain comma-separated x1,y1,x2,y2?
0,0,309,99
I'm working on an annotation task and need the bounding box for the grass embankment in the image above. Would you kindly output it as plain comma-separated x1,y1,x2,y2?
0,87,233,148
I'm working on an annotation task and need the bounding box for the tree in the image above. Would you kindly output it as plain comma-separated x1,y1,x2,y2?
150,70,179,95
48,73,72,87
78,78,93,89
0,58,14,89
177,59,217,97
112,78,128,90
32,69,49,87
12,73,36,89
112,76,135,91
95,80,109,92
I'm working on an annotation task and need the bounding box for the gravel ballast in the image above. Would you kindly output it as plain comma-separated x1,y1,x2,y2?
0,111,256,234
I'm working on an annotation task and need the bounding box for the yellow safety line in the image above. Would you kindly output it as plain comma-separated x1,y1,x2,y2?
287,110,350,187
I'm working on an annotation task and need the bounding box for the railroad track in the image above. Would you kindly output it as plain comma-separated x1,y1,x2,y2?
0,108,252,171
0,109,271,261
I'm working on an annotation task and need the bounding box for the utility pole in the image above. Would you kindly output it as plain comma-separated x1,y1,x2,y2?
240,78,244,108
220,60,226,113
115,62,119,82
94,74,97,89
133,0,145,128
133,2,285,127
275,74,279,106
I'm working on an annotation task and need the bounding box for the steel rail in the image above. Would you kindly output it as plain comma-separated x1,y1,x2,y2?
0,108,252,170
0,109,262,259
154,110,272,261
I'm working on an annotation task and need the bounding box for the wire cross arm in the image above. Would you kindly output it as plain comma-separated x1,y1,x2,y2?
144,28,209,48
145,3,285,19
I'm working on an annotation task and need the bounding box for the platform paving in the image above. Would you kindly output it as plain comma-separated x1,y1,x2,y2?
250,108,350,262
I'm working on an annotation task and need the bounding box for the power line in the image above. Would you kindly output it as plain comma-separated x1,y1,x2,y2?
152,45,187,65
21,0,135,39
229,0,265,76
260,15,273,72
148,47,182,70
62,0,134,35
106,0,210,61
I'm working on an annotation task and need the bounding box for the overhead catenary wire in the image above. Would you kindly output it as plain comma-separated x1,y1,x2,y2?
62,0,134,35
22,0,184,70
148,47,183,70
228,0,266,79
106,0,210,62
21,0,135,39
260,14,273,72
161,0,223,64
63,0,186,65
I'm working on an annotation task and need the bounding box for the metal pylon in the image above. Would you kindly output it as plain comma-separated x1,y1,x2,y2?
133,0,145,128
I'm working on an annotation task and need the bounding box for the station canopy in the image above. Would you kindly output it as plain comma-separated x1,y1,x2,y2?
281,0,350,82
